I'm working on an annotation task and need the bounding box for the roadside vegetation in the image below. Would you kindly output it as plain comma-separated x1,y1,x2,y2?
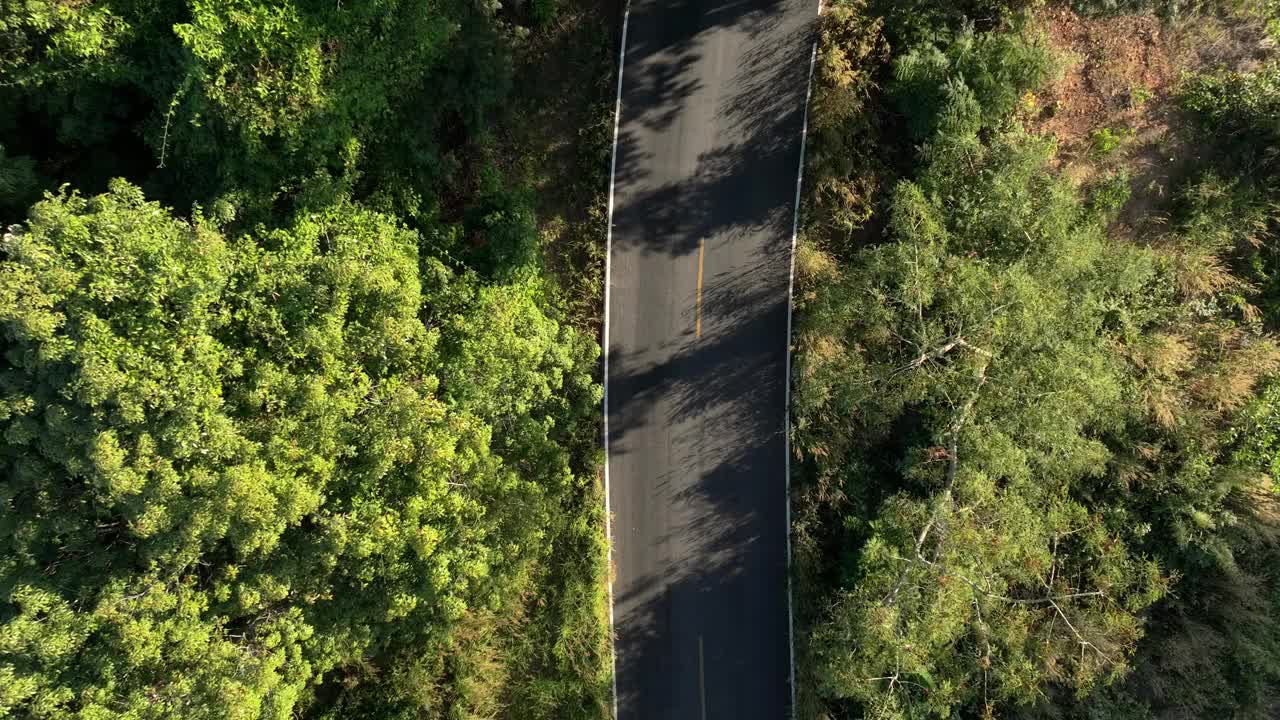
0,1,613,718
793,0,1280,718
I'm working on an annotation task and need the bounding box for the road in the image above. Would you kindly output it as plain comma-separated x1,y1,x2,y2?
604,0,817,717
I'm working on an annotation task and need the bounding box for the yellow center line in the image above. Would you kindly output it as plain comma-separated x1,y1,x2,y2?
696,238,705,339
698,634,707,720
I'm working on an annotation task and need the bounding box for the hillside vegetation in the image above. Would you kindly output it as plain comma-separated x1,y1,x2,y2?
0,1,612,718
793,1,1280,718
8,0,1280,718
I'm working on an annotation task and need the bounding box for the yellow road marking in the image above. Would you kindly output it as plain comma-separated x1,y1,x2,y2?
698,635,707,720
696,238,705,339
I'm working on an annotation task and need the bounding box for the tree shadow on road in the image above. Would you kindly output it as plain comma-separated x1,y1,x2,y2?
605,0,817,717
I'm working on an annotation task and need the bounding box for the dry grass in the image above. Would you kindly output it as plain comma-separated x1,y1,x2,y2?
1169,244,1240,298
795,239,842,289
1131,332,1196,376
1192,334,1280,414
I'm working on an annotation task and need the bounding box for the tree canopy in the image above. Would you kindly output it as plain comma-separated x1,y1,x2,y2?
0,0,612,715
0,180,598,718
794,4,1280,718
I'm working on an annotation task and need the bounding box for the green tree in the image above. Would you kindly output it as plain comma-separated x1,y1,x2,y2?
0,0,131,85
0,0,517,221
800,128,1170,719
0,181,596,719
795,22,1280,718
889,21,1056,141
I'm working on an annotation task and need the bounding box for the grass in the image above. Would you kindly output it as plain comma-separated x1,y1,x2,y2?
498,479,613,719
435,471,612,720
436,2,618,717
505,0,616,333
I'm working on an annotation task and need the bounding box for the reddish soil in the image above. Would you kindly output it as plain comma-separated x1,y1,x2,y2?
1032,9,1175,158
1028,6,1277,237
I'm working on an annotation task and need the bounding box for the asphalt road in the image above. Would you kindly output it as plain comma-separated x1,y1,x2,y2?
605,1,817,717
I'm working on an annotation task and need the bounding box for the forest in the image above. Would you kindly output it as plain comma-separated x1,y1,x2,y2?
6,0,1280,718
0,0,614,718
792,0,1280,718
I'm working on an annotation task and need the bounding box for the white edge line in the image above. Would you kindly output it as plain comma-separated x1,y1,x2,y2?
786,2,822,718
603,2,630,719
605,0,818,715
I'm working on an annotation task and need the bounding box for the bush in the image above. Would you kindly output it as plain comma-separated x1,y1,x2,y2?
1180,63,1280,170
890,22,1058,141
1089,170,1133,220
1090,126,1133,156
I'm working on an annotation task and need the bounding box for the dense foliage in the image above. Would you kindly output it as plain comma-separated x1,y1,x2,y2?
0,0,612,718
794,2,1280,719
0,0,519,221
1,182,589,717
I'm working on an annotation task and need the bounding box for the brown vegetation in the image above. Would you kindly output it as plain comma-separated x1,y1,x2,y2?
1029,4,1278,235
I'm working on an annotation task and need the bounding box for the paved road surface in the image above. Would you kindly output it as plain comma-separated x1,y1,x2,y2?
605,1,816,717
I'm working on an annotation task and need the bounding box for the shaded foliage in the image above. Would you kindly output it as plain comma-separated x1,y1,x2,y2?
795,4,1280,719
0,0,519,227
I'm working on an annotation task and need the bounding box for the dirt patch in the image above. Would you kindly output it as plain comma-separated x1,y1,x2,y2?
1029,8,1183,234
1032,9,1175,156
1028,5,1277,236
